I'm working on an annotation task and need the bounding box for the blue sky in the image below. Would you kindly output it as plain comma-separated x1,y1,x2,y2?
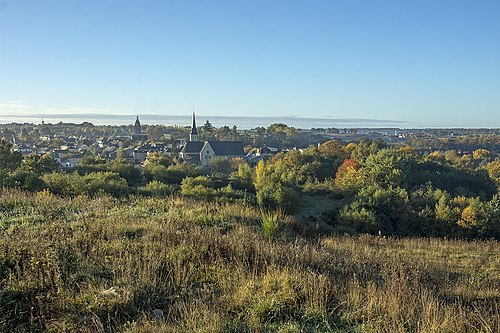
1,0,499,127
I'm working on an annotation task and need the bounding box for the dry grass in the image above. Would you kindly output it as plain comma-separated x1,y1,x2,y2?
0,188,498,332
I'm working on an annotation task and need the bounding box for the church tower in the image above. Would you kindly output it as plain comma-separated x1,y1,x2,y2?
189,112,198,141
134,116,142,134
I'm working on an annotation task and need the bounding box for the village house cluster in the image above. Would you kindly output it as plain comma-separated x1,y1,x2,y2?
6,114,285,169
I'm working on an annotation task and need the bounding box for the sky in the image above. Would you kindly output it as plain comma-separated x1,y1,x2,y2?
0,0,499,128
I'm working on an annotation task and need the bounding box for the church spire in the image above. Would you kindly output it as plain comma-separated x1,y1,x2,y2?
190,112,198,141
134,116,141,134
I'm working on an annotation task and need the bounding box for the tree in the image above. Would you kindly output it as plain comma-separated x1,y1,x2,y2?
144,152,171,167
458,206,477,229
362,149,405,189
485,160,500,185
236,163,254,184
203,120,214,133
209,157,232,175
335,159,363,191
350,139,382,162
435,195,452,222
22,154,60,174
11,170,45,192
0,138,22,171
478,194,500,238
318,140,346,158
473,149,490,159
145,125,167,141
116,147,126,163
253,159,299,213
107,160,143,186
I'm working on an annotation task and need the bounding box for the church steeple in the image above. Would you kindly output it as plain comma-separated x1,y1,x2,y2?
189,112,198,141
134,116,141,134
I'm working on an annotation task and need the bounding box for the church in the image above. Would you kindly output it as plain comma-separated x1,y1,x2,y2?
131,116,149,142
180,113,245,166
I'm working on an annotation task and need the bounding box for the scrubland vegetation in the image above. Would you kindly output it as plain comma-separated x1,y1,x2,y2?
1,136,500,332
0,190,498,332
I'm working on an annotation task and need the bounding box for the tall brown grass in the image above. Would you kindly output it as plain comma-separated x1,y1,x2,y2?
0,189,498,332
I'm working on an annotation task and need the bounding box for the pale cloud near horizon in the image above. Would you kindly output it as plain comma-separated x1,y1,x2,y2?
0,100,414,128
0,101,127,117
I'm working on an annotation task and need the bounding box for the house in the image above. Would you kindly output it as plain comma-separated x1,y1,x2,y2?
61,156,83,168
180,113,245,166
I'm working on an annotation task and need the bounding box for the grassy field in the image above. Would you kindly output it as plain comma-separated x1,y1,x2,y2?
0,189,498,332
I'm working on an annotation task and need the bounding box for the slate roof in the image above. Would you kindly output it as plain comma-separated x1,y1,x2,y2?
207,141,245,156
181,141,204,154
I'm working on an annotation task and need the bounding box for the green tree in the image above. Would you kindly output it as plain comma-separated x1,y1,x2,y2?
209,157,232,175
0,138,22,171
11,170,45,192
478,194,500,238
435,195,452,222
350,139,382,162
203,120,214,133
22,154,60,174
144,152,172,167
236,163,254,184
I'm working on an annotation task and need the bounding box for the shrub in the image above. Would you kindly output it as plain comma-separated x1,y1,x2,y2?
11,170,45,192
257,182,299,214
181,176,215,198
261,210,282,239
42,172,130,197
137,180,174,197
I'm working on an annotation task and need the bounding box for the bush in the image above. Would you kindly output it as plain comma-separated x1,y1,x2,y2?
181,176,215,198
257,182,299,214
338,203,379,234
42,172,130,197
11,171,45,192
261,210,282,239
137,181,174,197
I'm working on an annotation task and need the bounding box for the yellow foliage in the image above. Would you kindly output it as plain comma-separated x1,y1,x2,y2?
458,206,477,229
345,143,357,154
254,160,266,190
399,146,415,154
473,149,489,159
427,151,443,159
36,188,52,198
485,160,500,184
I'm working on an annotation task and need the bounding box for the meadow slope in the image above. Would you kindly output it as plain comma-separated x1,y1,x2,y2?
0,189,498,332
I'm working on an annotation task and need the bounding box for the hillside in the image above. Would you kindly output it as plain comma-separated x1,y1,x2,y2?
1,190,498,332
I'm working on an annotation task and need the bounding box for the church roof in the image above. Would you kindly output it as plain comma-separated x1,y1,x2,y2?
181,141,204,154
207,141,245,156
181,140,245,156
